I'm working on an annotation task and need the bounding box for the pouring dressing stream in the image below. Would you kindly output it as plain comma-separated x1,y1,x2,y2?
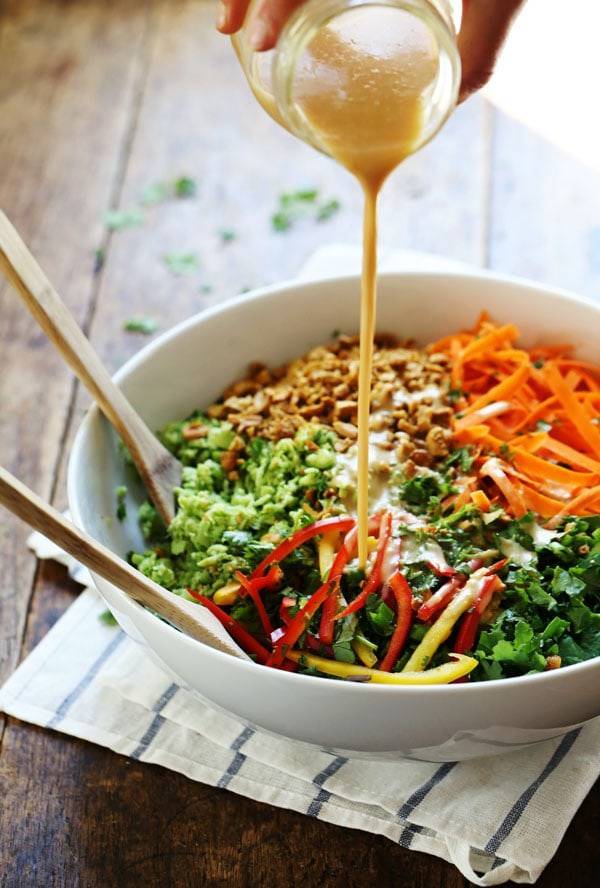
233,1,460,567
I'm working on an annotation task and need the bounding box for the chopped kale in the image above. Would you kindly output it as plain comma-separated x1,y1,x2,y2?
115,485,127,521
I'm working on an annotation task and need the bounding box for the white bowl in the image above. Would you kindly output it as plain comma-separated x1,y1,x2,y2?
68,270,600,761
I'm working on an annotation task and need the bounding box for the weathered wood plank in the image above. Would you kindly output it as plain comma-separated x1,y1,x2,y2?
0,0,153,685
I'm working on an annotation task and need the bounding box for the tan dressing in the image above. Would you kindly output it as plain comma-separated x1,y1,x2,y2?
295,9,438,566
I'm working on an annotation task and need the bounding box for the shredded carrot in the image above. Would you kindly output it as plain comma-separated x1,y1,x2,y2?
547,485,600,528
434,313,600,524
471,490,491,512
543,362,600,459
464,362,529,414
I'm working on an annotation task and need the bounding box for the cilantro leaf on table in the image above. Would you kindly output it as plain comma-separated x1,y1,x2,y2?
104,208,143,230
164,252,200,275
123,316,159,335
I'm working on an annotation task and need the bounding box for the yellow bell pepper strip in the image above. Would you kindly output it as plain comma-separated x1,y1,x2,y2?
402,569,489,672
318,532,340,581
285,651,477,684
351,637,378,668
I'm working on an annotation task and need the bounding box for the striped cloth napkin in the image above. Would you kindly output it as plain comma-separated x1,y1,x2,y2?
1,250,599,885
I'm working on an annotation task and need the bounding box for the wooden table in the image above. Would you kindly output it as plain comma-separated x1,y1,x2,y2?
1,2,599,885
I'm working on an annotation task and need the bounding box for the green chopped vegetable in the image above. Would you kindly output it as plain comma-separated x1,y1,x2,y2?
271,189,341,232
316,198,341,222
115,485,127,522
142,182,169,205
123,316,159,335
104,208,143,230
173,176,197,198
99,609,118,627
164,252,200,275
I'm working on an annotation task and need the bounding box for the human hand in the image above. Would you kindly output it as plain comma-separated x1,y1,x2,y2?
217,0,527,101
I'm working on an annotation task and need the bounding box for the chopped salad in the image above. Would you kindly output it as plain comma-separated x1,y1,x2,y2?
130,316,600,684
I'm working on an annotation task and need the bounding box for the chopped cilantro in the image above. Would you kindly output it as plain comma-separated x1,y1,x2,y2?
316,199,341,222
499,443,513,461
164,252,200,275
104,208,143,230
173,176,197,198
200,284,213,294
447,388,464,403
219,229,236,243
444,446,474,473
536,419,553,432
142,182,169,206
99,609,118,627
123,316,159,335
271,188,341,232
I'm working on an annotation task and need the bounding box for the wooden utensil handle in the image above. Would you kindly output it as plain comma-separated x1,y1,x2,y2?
0,466,241,656
0,211,179,522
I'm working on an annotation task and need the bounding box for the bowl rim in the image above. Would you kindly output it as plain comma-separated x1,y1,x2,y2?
68,267,600,697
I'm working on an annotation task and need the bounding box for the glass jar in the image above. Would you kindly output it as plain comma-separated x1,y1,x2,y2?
232,0,462,162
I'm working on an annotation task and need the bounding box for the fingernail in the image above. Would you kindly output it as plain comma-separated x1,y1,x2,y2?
249,17,271,50
217,2,228,31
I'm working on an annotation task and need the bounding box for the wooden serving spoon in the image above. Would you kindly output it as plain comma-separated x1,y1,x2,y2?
0,210,181,525
0,465,245,658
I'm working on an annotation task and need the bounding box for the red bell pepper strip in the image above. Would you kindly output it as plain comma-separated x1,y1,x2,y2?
187,590,270,664
486,558,508,574
417,576,464,622
235,568,281,636
319,513,385,643
453,574,502,654
319,580,342,644
335,511,393,620
268,581,332,667
379,571,414,672
426,560,457,578
251,515,355,579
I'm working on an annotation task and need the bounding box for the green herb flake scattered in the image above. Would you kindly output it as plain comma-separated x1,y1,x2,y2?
99,609,118,627
316,198,341,222
164,252,200,275
123,316,159,335
499,443,514,461
536,419,553,432
447,388,464,404
219,229,236,244
115,485,127,522
174,176,197,198
271,189,341,232
142,182,169,206
104,208,143,231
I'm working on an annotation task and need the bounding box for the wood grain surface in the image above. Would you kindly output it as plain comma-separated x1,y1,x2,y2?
0,2,598,886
